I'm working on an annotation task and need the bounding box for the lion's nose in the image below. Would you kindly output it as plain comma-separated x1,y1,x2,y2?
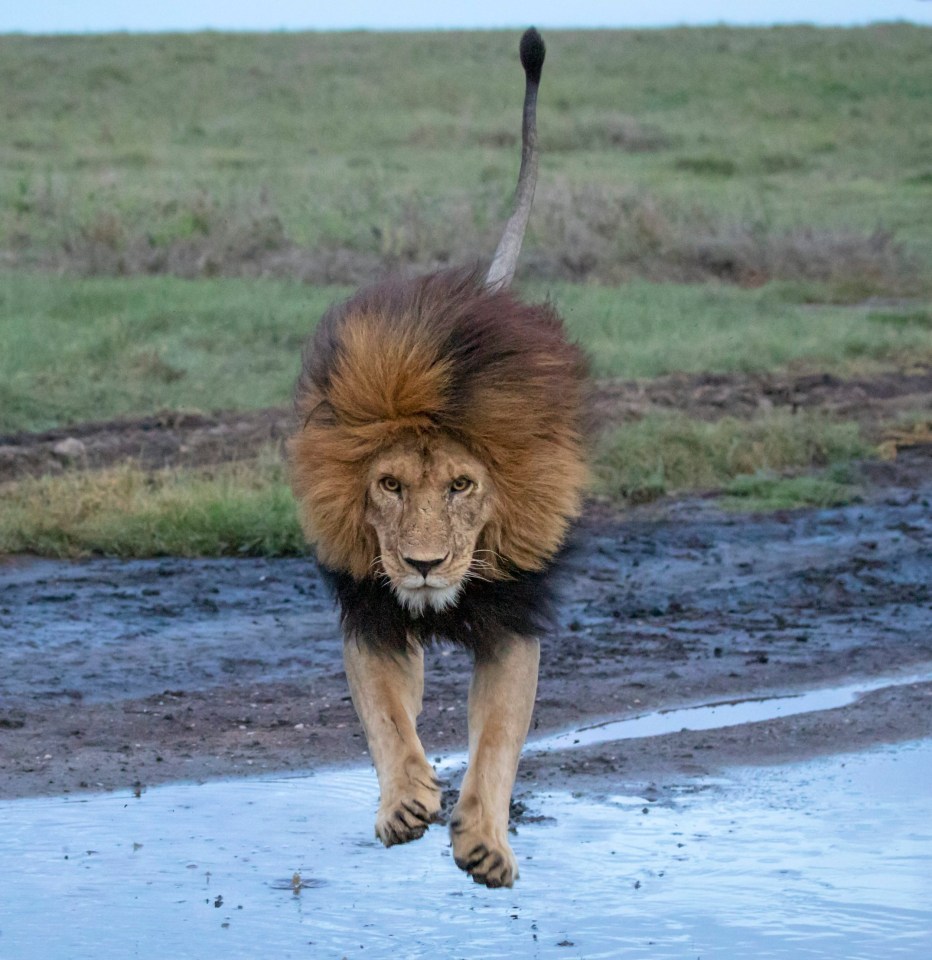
403,556,447,578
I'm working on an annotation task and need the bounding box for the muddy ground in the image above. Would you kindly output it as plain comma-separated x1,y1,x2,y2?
1,442,930,802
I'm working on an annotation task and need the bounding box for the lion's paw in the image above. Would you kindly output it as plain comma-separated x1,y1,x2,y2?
375,769,442,847
450,815,518,888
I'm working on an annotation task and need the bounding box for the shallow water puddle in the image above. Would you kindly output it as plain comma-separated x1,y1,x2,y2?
1,741,930,959
525,670,932,757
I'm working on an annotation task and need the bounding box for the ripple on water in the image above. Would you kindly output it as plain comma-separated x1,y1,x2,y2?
1,743,930,959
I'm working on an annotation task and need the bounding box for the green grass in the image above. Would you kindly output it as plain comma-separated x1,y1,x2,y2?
547,281,932,379
2,26,931,281
594,412,868,503
0,452,305,558
3,273,930,433
1,26,929,555
0,274,344,431
723,465,862,511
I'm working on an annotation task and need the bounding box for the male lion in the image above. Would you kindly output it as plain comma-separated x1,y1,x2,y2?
289,29,588,888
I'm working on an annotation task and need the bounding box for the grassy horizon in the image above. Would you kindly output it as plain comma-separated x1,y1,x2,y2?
4,25,930,436
2,25,930,286
1,25,929,554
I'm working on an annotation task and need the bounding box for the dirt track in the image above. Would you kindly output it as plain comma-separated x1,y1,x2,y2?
2,445,930,801
2,366,930,482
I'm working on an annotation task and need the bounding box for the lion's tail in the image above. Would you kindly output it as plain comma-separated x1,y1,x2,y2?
484,27,546,291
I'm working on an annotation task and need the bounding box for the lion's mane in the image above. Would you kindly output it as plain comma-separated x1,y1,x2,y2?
289,268,589,651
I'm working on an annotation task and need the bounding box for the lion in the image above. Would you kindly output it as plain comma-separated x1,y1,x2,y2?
289,28,588,888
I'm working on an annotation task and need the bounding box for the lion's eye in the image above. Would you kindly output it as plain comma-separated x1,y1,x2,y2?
450,476,473,494
379,476,402,494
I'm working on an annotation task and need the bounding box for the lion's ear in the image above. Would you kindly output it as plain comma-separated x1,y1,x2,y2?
304,399,337,428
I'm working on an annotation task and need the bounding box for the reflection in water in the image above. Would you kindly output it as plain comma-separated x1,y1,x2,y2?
527,669,932,755
1,742,930,958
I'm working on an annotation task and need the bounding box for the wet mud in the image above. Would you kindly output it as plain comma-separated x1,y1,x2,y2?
1,451,930,800
2,438,931,960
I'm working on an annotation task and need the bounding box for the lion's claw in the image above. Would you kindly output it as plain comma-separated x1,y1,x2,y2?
450,818,519,888
375,774,442,847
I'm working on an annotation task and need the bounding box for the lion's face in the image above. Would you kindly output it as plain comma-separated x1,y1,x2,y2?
365,433,495,615
290,271,589,592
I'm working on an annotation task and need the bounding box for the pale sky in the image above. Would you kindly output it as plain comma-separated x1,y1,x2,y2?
3,1,931,33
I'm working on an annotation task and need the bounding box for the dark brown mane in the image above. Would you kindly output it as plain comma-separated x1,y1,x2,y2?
289,268,589,581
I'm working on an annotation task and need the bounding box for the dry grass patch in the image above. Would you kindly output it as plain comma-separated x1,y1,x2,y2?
0,451,303,558
23,181,919,295
528,183,916,291
1,413,875,558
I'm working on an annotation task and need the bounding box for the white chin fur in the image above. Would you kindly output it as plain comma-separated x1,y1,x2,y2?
394,584,462,616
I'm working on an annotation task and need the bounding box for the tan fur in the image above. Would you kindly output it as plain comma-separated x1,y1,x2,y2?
363,434,495,613
287,31,584,888
343,639,442,846
288,277,587,887
450,634,540,887
343,631,539,887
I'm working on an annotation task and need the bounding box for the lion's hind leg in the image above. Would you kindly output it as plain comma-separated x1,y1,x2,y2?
450,634,540,888
344,636,442,846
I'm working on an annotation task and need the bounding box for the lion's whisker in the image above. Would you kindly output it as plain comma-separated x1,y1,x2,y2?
471,549,507,566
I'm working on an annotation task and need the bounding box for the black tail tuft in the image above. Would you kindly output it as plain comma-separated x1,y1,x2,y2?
519,27,546,85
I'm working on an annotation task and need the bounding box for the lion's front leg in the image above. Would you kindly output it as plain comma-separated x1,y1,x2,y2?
450,634,540,888
343,636,442,846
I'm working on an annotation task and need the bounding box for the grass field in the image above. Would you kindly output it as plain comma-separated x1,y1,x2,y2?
1,26,930,555
2,26,930,284
2,273,929,434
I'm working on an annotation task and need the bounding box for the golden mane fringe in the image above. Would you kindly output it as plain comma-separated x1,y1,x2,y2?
289,268,589,580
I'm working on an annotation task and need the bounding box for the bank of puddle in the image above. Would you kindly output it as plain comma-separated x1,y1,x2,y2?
523,671,932,758
2,676,931,960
